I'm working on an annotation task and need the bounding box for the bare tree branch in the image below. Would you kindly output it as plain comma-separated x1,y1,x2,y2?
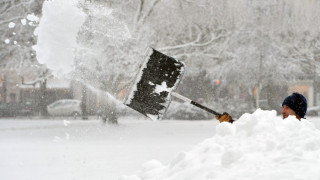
20,73,53,86
158,30,224,51
0,16,26,25
173,52,220,60
0,0,35,17
134,0,144,24
139,0,161,25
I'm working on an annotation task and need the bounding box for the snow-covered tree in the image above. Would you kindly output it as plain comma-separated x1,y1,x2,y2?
73,0,320,118
3,0,320,119
0,0,53,115
0,0,43,71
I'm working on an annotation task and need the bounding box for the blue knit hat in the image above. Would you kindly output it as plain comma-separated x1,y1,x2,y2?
282,92,308,118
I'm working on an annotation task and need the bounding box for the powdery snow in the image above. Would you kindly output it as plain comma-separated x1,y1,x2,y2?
1,111,320,180
26,13,40,22
8,22,15,28
32,0,131,76
120,109,320,180
83,3,131,39
21,19,27,25
0,116,220,180
32,0,86,75
4,39,10,44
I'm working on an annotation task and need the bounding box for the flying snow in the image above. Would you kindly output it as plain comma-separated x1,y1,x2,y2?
84,3,131,39
26,13,40,22
8,22,15,28
32,0,86,75
21,19,27,26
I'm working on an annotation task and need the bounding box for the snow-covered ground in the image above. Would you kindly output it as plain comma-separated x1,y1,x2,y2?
0,115,219,180
1,110,320,180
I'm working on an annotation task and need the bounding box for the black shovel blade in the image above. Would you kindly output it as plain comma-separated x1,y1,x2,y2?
124,47,185,120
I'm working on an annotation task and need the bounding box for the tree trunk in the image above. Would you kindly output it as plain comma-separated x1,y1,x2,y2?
39,80,48,116
2,74,7,103
81,85,88,120
256,84,260,108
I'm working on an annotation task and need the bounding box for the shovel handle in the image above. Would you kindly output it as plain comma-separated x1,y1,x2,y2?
191,101,235,123
171,92,222,116
190,100,222,116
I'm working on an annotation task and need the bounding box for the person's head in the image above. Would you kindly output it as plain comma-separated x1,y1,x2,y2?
281,92,307,120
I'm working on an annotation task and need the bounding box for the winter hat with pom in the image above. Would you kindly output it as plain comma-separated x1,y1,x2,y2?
282,92,308,118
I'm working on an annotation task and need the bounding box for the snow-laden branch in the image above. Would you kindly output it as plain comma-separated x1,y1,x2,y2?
0,16,27,26
0,3,10,14
173,53,220,60
135,0,161,26
134,0,144,24
158,29,223,52
288,44,315,63
0,0,35,17
140,0,161,25
20,73,53,86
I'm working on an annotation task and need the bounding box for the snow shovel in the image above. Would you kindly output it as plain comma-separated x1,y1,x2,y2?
124,47,228,121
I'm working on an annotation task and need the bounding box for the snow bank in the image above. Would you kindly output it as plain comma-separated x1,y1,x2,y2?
120,109,320,180
33,0,86,75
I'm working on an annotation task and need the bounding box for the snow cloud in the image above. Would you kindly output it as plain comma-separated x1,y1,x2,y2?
8,22,15,28
33,0,86,75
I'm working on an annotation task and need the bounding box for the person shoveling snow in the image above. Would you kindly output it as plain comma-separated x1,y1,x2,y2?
125,47,308,125
217,92,308,123
280,92,307,120
122,48,319,180
119,109,320,180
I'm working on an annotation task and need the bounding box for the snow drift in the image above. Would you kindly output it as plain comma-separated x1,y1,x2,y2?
120,109,320,180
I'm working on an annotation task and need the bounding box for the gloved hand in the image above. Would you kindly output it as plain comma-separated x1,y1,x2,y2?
216,112,233,123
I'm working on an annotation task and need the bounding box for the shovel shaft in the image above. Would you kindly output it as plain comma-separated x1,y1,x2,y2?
190,101,222,116
171,92,222,116
189,99,234,123
171,92,192,103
